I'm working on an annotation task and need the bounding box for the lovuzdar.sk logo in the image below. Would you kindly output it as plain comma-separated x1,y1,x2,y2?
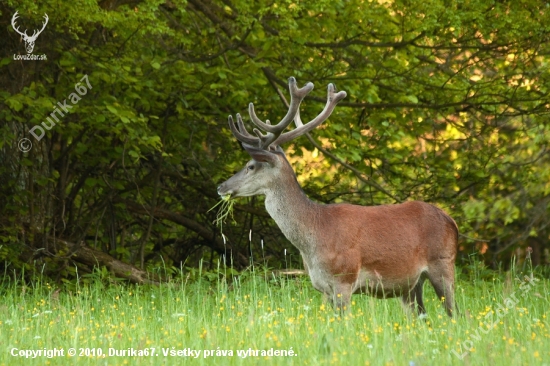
11,10,48,61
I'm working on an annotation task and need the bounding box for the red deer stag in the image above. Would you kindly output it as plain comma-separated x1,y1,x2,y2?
218,77,458,317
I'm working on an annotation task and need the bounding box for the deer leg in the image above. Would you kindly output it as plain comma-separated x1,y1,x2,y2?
427,262,456,317
414,276,427,316
401,277,426,317
302,256,309,276
331,283,353,313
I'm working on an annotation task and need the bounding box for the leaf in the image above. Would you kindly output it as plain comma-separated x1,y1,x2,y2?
405,95,418,104
106,105,118,115
6,97,23,111
0,58,11,67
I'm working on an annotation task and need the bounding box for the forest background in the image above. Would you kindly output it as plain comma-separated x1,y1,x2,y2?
1,0,549,282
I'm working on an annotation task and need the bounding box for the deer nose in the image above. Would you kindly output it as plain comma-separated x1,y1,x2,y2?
218,184,234,197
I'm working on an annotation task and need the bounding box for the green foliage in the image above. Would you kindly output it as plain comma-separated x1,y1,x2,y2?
1,0,550,280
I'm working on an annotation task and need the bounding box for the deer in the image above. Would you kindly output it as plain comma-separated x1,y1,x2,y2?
217,77,458,317
11,11,49,54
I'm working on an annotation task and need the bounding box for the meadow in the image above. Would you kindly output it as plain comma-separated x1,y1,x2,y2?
1,263,549,366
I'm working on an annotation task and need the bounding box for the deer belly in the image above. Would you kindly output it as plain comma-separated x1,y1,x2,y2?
354,269,423,298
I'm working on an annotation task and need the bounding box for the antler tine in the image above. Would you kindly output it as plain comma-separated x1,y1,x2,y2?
252,128,277,150
235,114,254,138
248,77,314,135
11,11,28,37
37,13,48,35
228,114,277,149
228,115,261,146
273,83,347,146
30,13,48,39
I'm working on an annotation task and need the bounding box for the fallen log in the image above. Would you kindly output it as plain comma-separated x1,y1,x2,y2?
45,236,160,285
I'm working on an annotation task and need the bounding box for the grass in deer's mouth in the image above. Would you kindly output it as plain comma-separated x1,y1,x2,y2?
208,194,236,229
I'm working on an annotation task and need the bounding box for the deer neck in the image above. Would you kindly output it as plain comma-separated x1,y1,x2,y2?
263,174,320,254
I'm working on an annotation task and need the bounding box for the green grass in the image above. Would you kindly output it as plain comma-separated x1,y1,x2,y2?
0,265,549,366
208,196,236,231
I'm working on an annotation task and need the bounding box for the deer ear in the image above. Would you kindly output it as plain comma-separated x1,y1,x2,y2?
242,144,279,164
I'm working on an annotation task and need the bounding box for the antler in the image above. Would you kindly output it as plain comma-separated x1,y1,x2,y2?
31,13,49,40
228,77,347,150
11,11,27,38
274,83,346,146
11,12,48,40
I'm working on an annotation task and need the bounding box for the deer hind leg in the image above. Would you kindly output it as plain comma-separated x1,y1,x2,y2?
401,276,427,317
426,262,456,317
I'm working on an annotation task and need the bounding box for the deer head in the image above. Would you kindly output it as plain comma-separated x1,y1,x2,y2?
11,11,49,54
217,77,347,199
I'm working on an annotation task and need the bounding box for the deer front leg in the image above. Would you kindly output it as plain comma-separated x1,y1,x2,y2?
331,283,353,313
302,255,309,276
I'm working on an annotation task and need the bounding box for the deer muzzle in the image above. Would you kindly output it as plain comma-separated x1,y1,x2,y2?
217,183,232,197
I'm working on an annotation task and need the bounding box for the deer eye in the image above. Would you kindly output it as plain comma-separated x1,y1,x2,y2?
247,165,255,171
